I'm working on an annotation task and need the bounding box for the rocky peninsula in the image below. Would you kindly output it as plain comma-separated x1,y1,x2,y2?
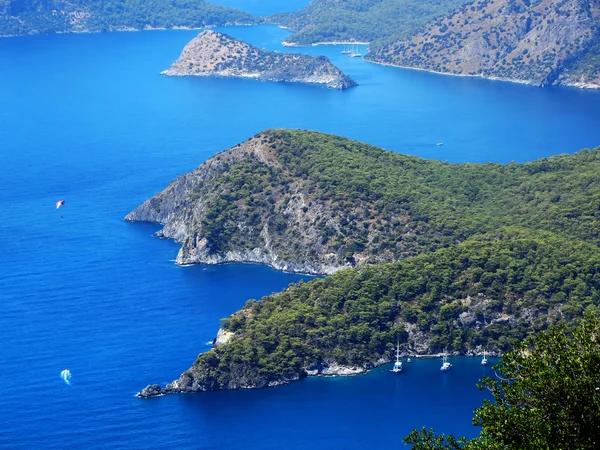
137,226,600,397
161,30,357,90
129,130,600,397
126,130,600,276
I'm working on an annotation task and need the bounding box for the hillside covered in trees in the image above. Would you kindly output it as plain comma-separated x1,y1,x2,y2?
368,0,600,88
128,129,600,395
128,129,600,275
268,0,471,45
0,0,256,36
139,228,600,395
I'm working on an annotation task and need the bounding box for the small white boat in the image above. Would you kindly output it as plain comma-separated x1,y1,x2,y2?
348,43,362,58
407,357,412,363
436,142,444,146
441,348,452,371
481,350,488,365
392,342,403,373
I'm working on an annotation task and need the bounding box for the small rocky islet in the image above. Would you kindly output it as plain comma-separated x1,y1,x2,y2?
161,30,357,90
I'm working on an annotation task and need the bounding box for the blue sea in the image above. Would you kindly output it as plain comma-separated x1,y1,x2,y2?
1,1,600,447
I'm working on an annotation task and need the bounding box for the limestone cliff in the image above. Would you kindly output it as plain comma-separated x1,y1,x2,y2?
162,30,357,90
369,0,600,89
125,131,364,275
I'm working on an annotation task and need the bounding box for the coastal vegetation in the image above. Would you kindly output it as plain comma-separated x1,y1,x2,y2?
141,228,600,394
132,129,600,395
406,315,600,449
267,0,471,45
0,0,256,36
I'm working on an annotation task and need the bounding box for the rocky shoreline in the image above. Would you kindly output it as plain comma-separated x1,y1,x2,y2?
137,349,500,398
364,57,600,90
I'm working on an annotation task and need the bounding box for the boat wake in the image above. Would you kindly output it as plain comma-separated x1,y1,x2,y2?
60,369,72,385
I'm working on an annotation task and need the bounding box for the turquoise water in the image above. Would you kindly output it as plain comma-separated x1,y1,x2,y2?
1,19,600,450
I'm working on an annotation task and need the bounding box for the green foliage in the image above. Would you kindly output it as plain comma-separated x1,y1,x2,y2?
563,41,600,84
405,428,468,450
186,229,600,389
405,315,600,449
268,0,471,45
0,0,256,36
204,129,600,267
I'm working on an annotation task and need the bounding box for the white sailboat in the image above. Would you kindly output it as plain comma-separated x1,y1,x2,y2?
349,43,362,58
392,342,403,373
481,350,488,365
440,348,452,371
341,43,351,55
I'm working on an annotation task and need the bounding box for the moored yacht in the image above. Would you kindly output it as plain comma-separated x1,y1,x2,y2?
441,348,451,371
481,350,488,365
392,342,403,373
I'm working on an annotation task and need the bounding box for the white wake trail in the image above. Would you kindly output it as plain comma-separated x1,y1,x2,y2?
60,369,72,385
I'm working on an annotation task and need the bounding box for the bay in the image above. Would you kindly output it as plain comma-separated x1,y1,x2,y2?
1,17,599,450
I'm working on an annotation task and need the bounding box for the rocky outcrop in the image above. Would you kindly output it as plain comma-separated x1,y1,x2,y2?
162,30,357,90
138,384,163,398
213,327,234,347
138,357,383,397
369,0,600,89
125,131,376,276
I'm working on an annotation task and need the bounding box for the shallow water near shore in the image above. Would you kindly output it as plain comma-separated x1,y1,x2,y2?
1,7,600,449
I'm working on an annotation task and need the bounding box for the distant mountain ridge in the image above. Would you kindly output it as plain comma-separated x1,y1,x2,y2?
0,0,256,36
162,30,357,89
369,0,600,88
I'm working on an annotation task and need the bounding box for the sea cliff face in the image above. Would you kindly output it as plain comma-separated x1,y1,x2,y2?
369,0,600,89
161,30,357,90
125,131,382,275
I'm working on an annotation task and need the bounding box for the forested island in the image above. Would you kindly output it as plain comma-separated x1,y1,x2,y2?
162,30,357,89
267,0,470,46
0,0,256,36
130,129,600,396
368,0,600,89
